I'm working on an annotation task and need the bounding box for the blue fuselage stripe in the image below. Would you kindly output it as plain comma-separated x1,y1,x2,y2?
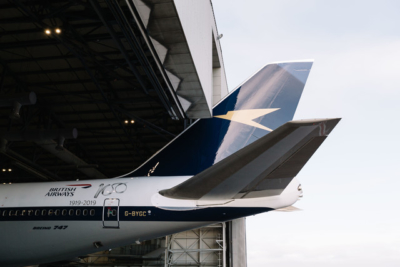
0,206,272,222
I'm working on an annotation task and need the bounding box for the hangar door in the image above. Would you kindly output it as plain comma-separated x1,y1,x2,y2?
103,198,120,229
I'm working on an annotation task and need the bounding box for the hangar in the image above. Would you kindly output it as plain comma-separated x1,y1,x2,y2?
0,0,246,266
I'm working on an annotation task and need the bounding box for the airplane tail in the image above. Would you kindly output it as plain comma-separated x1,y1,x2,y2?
123,60,314,177
159,118,340,200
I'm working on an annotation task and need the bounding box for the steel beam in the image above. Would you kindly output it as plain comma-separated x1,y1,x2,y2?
1,149,61,181
0,92,37,107
89,0,149,95
4,51,122,63
2,128,77,142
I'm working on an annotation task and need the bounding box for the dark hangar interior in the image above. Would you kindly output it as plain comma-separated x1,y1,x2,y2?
0,0,188,183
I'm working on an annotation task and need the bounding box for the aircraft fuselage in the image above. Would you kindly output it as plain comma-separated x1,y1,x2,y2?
0,176,301,266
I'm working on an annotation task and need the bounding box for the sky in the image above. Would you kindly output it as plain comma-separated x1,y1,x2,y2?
212,1,400,266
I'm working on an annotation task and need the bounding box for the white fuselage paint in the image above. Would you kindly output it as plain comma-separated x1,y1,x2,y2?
0,176,301,267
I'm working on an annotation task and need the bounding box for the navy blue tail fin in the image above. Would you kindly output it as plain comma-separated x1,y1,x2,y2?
123,61,313,177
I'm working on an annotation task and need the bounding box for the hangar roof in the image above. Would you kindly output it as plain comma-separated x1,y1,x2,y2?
0,0,205,182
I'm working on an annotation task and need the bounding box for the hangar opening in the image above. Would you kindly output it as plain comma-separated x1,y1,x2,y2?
0,1,247,267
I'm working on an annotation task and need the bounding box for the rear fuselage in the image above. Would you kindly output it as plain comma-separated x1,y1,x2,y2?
0,176,301,266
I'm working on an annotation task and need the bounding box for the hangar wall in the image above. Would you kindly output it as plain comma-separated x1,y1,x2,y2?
132,0,228,117
174,0,229,108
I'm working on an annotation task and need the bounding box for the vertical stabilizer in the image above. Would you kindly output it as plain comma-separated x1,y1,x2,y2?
124,61,314,177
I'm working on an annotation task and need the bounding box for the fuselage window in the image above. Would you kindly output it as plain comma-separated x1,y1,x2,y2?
90,209,95,216
83,209,88,216
2,210,7,216
48,209,54,216
112,209,117,216
15,210,19,216
21,210,26,216
55,210,60,216
9,210,14,216
69,209,74,216
76,209,81,216
41,210,46,216
35,210,40,216
28,210,33,216
62,209,67,216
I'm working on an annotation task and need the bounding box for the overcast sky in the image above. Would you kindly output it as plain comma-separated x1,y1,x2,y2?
212,1,400,266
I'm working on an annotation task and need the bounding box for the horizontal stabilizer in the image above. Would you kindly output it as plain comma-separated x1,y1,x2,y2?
159,118,340,200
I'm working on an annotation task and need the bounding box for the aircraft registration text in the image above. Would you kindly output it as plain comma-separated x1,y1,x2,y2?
125,211,147,217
